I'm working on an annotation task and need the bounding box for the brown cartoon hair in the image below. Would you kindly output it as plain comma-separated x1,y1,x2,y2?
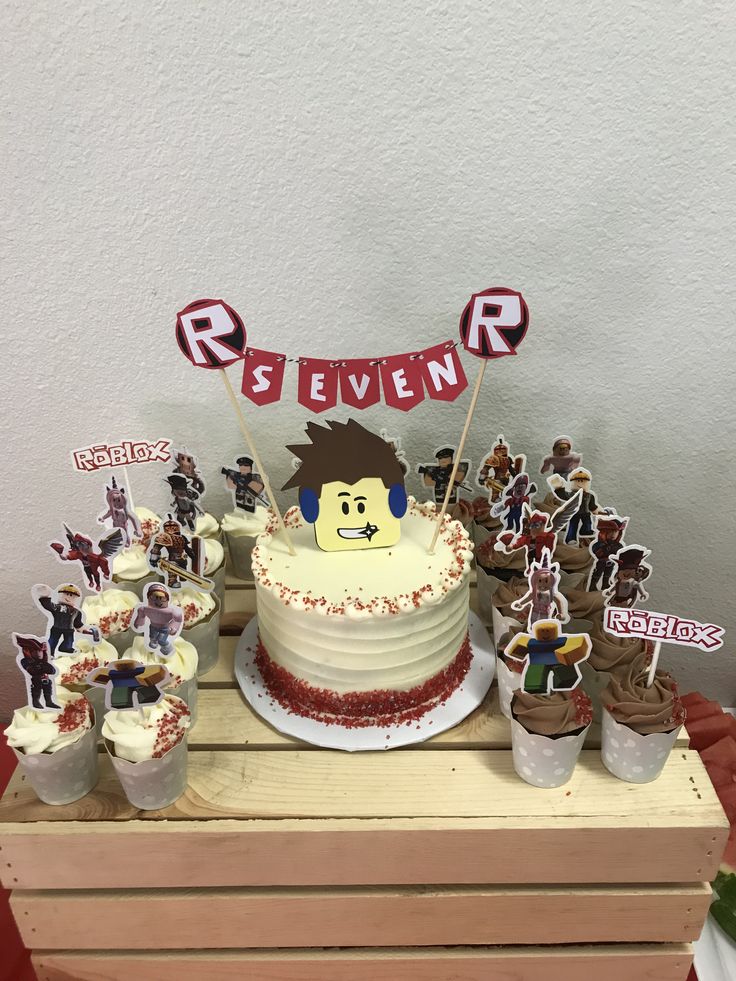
282,420,405,495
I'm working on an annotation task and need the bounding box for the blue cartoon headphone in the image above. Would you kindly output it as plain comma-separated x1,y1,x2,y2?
299,484,408,523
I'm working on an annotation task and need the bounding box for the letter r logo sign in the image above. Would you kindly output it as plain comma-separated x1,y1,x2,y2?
176,298,247,368
459,287,530,359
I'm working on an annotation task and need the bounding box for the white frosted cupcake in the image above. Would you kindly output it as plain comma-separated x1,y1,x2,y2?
123,635,199,725
222,507,270,580
103,693,190,809
204,538,226,606
170,587,221,675
82,589,139,655
52,636,117,737
4,689,98,804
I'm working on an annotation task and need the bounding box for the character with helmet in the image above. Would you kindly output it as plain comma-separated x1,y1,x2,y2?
148,516,198,589
477,435,525,502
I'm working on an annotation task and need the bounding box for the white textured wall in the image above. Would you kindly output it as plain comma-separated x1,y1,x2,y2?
1,0,734,719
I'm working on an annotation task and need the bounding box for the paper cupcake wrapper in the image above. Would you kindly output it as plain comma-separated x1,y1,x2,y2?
13,721,99,805
496,653,523,720
182,593,221,676
600,708,681,784
210,561,226,608
224,529,258,581
105,734,188,810
510,715,589,788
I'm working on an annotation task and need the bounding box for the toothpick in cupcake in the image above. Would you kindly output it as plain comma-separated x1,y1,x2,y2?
13,634,61,711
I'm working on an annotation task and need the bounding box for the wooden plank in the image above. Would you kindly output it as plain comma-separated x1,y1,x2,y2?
31,944,695,981
12,883,710,949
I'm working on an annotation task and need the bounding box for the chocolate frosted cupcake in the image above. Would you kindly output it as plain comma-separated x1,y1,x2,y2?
600,654,685,783
510,688,592,788
581,617,650,722
563,587,605,623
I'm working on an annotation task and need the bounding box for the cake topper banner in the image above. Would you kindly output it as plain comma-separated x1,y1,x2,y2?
604,607,724,652
72,439,172,472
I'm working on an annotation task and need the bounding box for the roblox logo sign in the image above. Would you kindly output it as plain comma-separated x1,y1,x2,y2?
604,607,724,653
72,439,172,473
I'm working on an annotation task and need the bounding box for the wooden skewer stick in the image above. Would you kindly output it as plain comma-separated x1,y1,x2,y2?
220,369,296,556
428,360,487,554
122,465,135,515
646,640,661,688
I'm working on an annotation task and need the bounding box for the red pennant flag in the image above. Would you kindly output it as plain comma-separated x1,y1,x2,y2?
420,341,468,402
297,358,339,413
380,353,425,411
339,359,381,409
241,348,286,406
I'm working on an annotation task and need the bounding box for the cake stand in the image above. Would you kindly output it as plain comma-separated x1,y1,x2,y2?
233,612,495,751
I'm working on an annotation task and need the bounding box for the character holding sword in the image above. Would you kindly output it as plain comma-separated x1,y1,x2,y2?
146,515,213,591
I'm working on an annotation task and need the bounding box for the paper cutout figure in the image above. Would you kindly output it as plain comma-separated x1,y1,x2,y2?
98,475,141,547
492,495,581,571
164,473,204,532
132,583,184,655
147,516,213,591
417,447,470,506
72,438,172,473
547,468,600,545
604,545,652,609
49,524,124,591
13,635,60,711
379,429,409,477
477,436,525,502
87,659,170,711
31,583,100,657
540,436,582,479
176,298,246,369
511,549,569,628
171,447,205,495
604,606,724,653
459,287,530,359
505,620,590,694
282,419,407,552
222,457,268,513
490,472,537,532
587,514,629,591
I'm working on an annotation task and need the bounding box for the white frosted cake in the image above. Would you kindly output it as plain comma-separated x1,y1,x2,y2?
252,498,474,725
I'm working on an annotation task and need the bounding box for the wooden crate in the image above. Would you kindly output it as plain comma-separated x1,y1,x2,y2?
0,580,727,981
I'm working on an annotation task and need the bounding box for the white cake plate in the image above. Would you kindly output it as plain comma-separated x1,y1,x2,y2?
234,612,496,751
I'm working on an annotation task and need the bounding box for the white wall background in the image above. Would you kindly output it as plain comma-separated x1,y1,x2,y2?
1,0,734,719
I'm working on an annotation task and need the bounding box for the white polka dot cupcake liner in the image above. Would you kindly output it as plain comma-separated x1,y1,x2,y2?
12,721,99,805
510,715,590,788
600,708,681,784
224,531,258,581
496,653,523,720
106,734,189,810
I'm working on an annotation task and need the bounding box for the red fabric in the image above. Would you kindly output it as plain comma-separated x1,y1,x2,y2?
241,348,286,405
379,353,424,411
297,358,339,413
420,341,468,402
338,359,381,409
0,735,35,981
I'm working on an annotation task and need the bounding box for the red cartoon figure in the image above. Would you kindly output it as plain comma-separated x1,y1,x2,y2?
13,635,60,710
490,472,537,533
50,525,124,591
605,545,652,609
480,494,580,573
98,475,141,547
510,549,569,627
587,514,628,591
477,435,525,502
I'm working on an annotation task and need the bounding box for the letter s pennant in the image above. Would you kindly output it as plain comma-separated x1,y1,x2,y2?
241,349,286,406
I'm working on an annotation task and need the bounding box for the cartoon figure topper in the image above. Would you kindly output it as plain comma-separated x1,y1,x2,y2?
98,475,141,547
547,468,601,546
488,494,581,572
510,549,569,629
587,513,629,591
31,583,99,657
490,472,538,533
222,457,268,514
477,435,525,502
13,634,60,711
132,583,184,656
417,446,471,506
505,620,590,695
49,524,124,591
86,659,170,711
604,545,652,610
540,436,582,479
146,515,213,591
282,419,408,552
171,446,205,495
164,473,204,533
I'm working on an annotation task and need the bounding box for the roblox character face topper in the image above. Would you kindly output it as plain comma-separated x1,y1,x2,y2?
459,287,529,359
98,475,141,547
31,583,100,658
490,472,538,533
87,658,170,711
49,525,124,592
540,436,582,479
510,549,569,629
176,298,247,369
147,516,214,591
13,634,60,711
504,620,590,695
604,544,652,610
132,583,184,656
417,446,470,507
587,513,629,591
282,419,408,552
222,457,268,514
477,435,526,502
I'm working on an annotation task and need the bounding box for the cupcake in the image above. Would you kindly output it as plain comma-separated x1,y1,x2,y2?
82,588,139,654
4,689,98,804
494,622,525,720
600,655,685,783
510,688,593,788
52,636,118,737
123,635,199,725
581,618,651,722
170,587,221,674
221,507,270,580
103,693,191,809
135,505,221,543
203,538,226,606
111,542,157,595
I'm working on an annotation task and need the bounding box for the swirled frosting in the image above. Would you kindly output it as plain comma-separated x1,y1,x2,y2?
512,688,593,736
123,635,198,684
170,586,218,627
491,577,530,621
102,693,190,762
221,507,270,538
601,655,685,735
588,617,648,672
82,589,138,637
564,587,605,621
204,538,224,574
53,637,118,685
4,689,93,754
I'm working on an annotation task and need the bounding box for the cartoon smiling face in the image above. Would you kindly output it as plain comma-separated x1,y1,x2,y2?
314,477,401,551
